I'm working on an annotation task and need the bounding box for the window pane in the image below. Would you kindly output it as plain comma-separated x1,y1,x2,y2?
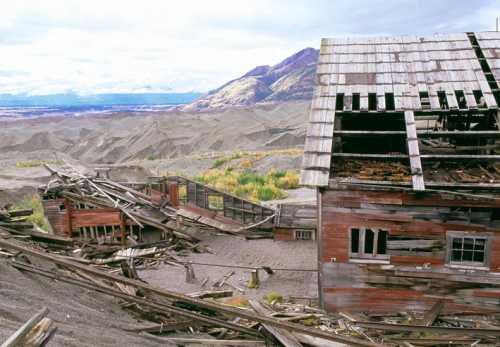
474,238,486,251
473,251,484,263
463,250,473,261
452,250,462,262
377,230,387,255
452,238,463,250
351,229,359,253
364,229,374,254
463,238,474,250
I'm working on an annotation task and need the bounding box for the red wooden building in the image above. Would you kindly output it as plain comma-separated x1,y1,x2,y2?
300,32,500,313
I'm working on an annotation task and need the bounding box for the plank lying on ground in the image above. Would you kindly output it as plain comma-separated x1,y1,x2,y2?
22,317,56,347
0,307,50,347
249,300,302,347
11,261,259,337
141,332,267,346
0,238,382,347
353,321,500,336
122,321,195,333
188,290,233,299
293,333,349,347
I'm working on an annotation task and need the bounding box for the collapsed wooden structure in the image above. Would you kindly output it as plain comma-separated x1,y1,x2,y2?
40,166,312,243
300,32,500,313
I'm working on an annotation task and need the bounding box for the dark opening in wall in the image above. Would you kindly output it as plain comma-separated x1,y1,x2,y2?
419,91,430,110
335,93,344,111
340,113,407,153
364,229,374,254
437,91,449,109
351,228,359,253
455,90,467,109
368,93,377,110
377,230,388,254
352,93,360,111
385,93,395,111
473,90,485,107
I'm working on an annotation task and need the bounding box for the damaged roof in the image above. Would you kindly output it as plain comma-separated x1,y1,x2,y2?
301,32,500,189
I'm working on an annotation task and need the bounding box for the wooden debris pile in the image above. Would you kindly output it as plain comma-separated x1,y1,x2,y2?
332,159,412,182
424,160,500,183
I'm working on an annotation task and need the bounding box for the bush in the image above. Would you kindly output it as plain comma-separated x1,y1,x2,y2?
13,195,49,231
264,291,283,304
194,169,291,202
16,159,64,168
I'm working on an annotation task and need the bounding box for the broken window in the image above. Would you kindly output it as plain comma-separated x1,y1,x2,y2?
448,232,488,267
385,93,395,111
350,228,389,260
455,90,467,109
473,90,486,107
368,93,377,111
335,93,344,111
419,91,431,110
352,93,360,111
207,195,224,210
437,91,448,109
295,230,313,240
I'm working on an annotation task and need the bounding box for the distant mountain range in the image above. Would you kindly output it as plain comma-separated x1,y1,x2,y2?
183,47,319,111
0,92,202,107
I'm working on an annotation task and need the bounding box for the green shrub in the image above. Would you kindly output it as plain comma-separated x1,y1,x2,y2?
13,195,48,231
16,159,64,168
264,291,283,304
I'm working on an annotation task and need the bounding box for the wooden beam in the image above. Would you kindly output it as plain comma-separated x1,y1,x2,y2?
353,321,500,336
405,110,425,191
141,333,267,346
248,300,303,347
417,300,444,327
1,307,49,347
331,153,407,159
0,239,382,347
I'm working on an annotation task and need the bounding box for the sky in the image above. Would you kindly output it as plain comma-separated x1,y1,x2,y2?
0,0,498,95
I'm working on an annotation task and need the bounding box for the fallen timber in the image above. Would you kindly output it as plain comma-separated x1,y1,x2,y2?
0,237,382,347
0,306,56,347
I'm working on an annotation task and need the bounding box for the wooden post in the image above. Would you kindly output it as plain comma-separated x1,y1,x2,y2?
248,269,260,289
120,213,126,247
63,198,73,238
185,263,196,283
169,183,179,207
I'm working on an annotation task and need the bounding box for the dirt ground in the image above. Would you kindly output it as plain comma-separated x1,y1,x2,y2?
0,257,163,347
140,235,318,301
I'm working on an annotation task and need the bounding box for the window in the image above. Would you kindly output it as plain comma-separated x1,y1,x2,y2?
207,195,224,210
385,93,395,111
352,93,360,111
368,93,377,111
335,93,344,111
350,228,389,260
295,230,313,240
448,232,488,267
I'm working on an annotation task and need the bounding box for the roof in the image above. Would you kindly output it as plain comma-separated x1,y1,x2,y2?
300,32,500,189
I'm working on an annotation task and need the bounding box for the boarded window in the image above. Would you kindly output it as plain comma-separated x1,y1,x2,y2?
350,228,389,260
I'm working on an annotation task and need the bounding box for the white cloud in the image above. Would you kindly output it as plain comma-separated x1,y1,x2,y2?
0,0,497,94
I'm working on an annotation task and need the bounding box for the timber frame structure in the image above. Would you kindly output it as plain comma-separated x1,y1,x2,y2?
301,32,500,313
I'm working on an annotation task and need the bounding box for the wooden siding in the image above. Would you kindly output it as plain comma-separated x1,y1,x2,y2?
42,198,70,237
319,187,500,313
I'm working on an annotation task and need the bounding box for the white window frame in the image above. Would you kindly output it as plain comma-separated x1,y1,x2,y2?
349,227,389,261
295,229,313,241
446,231,490,268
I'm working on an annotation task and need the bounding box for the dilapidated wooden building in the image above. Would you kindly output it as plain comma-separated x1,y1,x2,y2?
300,32,500,313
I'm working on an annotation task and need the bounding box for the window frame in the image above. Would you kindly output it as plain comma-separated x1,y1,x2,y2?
295,229,313,241
349,227,390,261
446,231,490,268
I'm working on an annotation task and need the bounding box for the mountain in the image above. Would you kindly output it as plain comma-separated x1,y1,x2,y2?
0,92,202,107
183,47,319,111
